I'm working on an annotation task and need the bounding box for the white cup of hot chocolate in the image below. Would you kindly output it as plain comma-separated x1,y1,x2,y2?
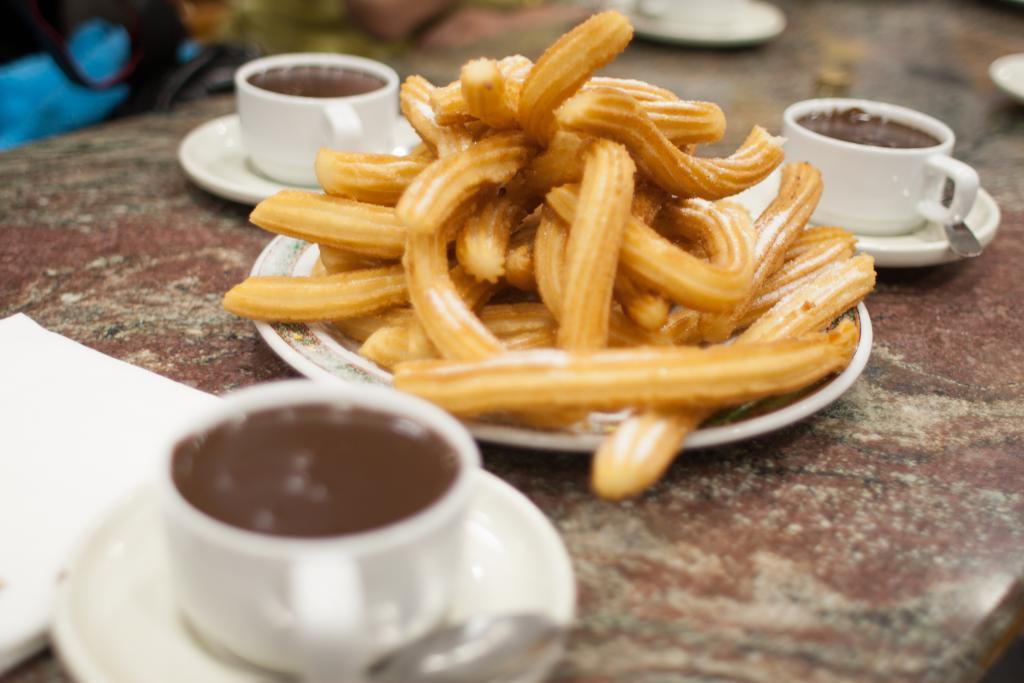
235,53,399,186
782,98,980,236
160,380,480,682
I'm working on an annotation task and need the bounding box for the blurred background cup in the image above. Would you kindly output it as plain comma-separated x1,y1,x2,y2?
161,380,480,681
638,0,748,24
235,53,398,186
782,98,979,236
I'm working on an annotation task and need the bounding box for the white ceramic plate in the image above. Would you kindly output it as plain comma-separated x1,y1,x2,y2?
990,53,1024,104
630,0,786,48
733,171,1001,268
177,114,421,206
51,472,574,683
248,236,872,452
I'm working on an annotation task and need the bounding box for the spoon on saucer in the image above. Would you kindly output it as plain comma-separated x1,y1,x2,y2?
942,218,983,258
941,181,983,258
369,613,565,683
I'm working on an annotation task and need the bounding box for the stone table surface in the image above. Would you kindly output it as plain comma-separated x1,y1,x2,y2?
3,1,1024,681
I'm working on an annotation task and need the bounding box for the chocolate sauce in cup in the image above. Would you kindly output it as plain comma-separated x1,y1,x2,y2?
796,107,941,150
172,404,458,538
247,66,385,99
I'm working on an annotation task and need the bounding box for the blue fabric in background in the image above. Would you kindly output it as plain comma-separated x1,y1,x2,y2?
0,19,130,151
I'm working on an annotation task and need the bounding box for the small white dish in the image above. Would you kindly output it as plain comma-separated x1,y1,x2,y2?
245,236,872,453
177,114,421,205
51,473,575,683
990,53,1024,104
629,0,786,48
733,170,1001,268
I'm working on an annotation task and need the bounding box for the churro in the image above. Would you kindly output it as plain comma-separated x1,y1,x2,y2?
395,321,858,416
518,11,633,143
223,265,407,322
396,131,535,235
592,255,872,501
546,186,754,312
558,88,784,199
315,151,428,206
697,162,824,341
736,229,856,329
456,191,522,283
251,191,405,258
317,246,388,274
558,140,635,349
404,229,504,360
400,75,474,157
460,59,519,130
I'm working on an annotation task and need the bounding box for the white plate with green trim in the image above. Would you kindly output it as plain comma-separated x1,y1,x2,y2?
249,236,872,452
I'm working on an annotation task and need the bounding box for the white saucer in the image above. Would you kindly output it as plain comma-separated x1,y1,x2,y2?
51,472,575,683
630,1,786,48
990,53,1024,104
733,171,1002,268
178,114,422,205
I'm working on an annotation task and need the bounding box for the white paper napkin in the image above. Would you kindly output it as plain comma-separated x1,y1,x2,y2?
0,314,220,674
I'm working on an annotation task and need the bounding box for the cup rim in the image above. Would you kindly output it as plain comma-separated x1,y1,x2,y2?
235,53,399,106
161,379,480,555
782,98,954,155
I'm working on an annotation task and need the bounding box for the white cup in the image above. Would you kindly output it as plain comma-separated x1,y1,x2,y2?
161,380,480,681
639,0,747,24
782,98,980,236
235,53,399,186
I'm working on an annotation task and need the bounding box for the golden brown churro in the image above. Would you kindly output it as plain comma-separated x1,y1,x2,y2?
518,11,633,144
456,191,522,283
400,75,474,157
592,253,871,501
558,88,784,199
317,246,388,274
224,265,407,322
396,131,535,235
736,229,856,329
395,321,858,416
403,229,504,361
557,140,635,349
546,187,754,312
614,275,671,332
460,59,519,130
332,308,412,343
697,162,824,341
251,191,405,258
315,151,428,206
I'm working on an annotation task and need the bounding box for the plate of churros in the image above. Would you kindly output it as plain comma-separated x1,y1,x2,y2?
223,11,877,499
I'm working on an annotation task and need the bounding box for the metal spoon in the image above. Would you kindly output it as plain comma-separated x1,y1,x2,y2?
369,613,565,683
942,219,983,258
941,181,983,258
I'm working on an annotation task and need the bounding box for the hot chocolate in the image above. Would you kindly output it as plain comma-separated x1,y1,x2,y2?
172,404,458,538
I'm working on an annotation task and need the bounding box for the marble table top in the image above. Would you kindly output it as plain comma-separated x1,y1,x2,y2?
2,1,1023,681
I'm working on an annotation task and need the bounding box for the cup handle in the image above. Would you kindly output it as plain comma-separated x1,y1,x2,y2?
289,553,368,683
323,101,364,152
917,154,979,225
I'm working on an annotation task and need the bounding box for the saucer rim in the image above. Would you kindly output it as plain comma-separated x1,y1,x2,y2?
177,114,306,206
50,470,575,683
989,53,1024,103
629,0,786,47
